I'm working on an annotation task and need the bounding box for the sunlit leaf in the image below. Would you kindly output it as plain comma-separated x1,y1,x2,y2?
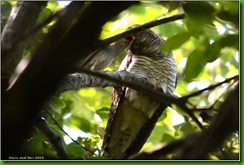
217,2,239,27
174,120,196,138
209,154,220,160
126,4,147,15
47,1,61,12
158,22,186,38
49,96,67,111
203,25,220,40
161,32,191,51
36,8,52,25
147,123,167,145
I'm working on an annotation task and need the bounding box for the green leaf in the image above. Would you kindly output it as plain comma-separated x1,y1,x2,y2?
184,39,209,81
205,41,221,62
168,2,182,13
47,1,61,12
174,120,196,137
79,117,92,132
96,107,110,120
23,128,57,158
183,2,215,37
65,115,94,133
204,34,238,63
36,8,52,25
158,22,186,38
127,4,147,15
183,2,214,25
218,34,238,49
23,129,45,155
161,32,191,51
203,25,221,40
185,17,205,37
217,2,239,27
48,96,67,111
66,142,86,159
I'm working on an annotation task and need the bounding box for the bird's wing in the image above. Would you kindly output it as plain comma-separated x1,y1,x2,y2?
124,103,168,158
101,54,135,158
81,38,132,71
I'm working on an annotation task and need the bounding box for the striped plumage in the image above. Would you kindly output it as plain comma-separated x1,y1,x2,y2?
101,26,177,159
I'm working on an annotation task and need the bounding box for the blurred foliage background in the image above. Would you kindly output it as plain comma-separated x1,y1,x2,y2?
1,1,239,159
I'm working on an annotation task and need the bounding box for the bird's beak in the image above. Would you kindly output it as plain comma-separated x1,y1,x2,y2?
126,35,135,48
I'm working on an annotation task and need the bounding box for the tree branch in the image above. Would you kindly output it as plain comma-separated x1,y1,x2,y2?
44,108,95,156
2,2,70,62
56,69,205,130
34,117,69,159
2,2,135,159
1,1,47,89
190,80,237,111
175,84,239,159
55,70,150,95
182,75,239,100
131,85,239,160
97,13,185,47
55,70,239,132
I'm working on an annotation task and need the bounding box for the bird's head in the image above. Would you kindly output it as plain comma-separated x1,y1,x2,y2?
128,25,164,56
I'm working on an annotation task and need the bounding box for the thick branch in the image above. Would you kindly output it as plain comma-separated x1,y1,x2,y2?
1,2,47,81
56,70,239,131
80,69,178,104
55,70,205,130
60,69,206,129
55,70,150,95
2,2,135,159
2,4,68,63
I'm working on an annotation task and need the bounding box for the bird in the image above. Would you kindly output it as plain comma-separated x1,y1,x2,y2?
81,37,133,71
101,25,178,159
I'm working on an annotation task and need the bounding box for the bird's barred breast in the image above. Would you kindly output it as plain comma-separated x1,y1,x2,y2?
128,55,177,95
123,54,177,119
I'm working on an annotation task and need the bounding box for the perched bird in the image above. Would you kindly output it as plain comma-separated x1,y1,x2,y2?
81,37,133,71
101,25,178,159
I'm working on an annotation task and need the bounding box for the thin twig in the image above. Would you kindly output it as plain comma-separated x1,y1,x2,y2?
97,13,185,47
34,117,69,159
44,108,95,155
189,80,237,111
182,75,239,100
